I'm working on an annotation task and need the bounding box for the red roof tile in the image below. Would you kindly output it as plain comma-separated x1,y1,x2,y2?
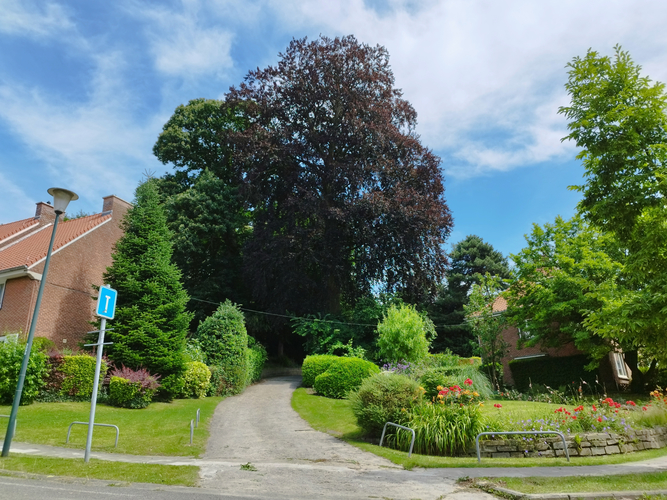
0,217,39,244
0,213,112,271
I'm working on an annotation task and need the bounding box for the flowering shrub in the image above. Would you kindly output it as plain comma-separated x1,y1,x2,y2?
108,366,160,409
386,379,484,456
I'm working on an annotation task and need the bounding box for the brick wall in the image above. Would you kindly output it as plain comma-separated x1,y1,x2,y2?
501,325,581,386
0,196,130,347
0,276,39,335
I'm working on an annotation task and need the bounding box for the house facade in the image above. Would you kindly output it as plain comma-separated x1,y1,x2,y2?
493,297,631,390
0,195,130,347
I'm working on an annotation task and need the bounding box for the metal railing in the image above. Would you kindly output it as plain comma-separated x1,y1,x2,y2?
379,422,416,458
0,415,16,438
475,431,570,462
67,422,119,448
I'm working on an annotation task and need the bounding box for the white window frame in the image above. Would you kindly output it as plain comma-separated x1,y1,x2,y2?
612,352,629,380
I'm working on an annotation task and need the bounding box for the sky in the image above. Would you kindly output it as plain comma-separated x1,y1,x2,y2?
1,0,667,260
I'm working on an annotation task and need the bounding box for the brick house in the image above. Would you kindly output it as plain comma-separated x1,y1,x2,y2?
0,196,131,347
492,296,631,390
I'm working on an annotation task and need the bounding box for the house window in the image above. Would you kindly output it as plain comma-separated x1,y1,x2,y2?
0,282,4,309
518,321,533,341
612,352,629,379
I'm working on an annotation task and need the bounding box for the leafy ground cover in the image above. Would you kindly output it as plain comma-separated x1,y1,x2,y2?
473,472,667,494
0,456,198,486
292,387,667,469
0,396,222,457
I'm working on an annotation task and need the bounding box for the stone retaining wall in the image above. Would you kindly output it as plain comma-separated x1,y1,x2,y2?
475,426,667,458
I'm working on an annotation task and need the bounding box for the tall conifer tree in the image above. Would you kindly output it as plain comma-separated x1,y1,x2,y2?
103,179,193,400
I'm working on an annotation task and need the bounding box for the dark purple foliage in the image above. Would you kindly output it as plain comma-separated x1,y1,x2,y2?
110,365,161,391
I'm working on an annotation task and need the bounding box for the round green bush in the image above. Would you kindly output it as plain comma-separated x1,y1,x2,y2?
181,361,211,399
301,354,339,387
196,301,248,394
349,373,422,437
313,357,380,398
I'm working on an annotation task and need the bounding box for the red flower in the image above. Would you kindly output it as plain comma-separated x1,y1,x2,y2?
494,403,502,409
592,405,597,412
574,405,584,412
464,378,473,386
597,417,603,422
626,401,636,407
571,416,577,420
643,406,649,411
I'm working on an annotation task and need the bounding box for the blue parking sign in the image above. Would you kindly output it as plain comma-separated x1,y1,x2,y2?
96,285,117,319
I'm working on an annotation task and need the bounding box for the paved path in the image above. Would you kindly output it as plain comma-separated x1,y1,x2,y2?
3,376,667,499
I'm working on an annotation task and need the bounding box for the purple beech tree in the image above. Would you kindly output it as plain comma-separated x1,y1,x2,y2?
227,35,453,316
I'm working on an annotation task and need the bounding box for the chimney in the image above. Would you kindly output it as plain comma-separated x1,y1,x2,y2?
34,202,56,224
102,195,132,217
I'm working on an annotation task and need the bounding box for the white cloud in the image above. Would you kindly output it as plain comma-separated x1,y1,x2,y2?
0,0,74,39
0,50,159,216
252,0,667,177
128,0,235,78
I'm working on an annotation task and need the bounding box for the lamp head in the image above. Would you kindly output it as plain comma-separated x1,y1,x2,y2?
47,188,79,215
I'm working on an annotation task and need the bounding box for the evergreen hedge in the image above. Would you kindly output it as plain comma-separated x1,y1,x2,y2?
301,354,338,387
509,354,595,391
313,357,380,398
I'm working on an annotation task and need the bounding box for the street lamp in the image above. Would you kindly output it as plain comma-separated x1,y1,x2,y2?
1,188,78,457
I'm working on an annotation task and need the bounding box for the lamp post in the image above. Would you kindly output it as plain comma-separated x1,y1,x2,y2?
1,188,78,457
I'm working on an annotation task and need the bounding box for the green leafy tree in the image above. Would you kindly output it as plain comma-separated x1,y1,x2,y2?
376,304,434,364
430,235,510,356
464,274,508,389
154,99,251,324
164,169,251,324
104,180,193,400
227,35,453,316
559,46,667,383
505,215,623,363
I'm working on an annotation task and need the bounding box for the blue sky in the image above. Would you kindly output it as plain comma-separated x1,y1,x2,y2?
2,0,667,259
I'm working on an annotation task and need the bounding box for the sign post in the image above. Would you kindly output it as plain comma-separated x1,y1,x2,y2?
84,285,116,463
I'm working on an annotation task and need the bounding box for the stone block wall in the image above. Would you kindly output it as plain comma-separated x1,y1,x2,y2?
476,426,667,458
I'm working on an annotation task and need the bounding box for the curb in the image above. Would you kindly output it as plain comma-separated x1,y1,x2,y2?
474,481,667,499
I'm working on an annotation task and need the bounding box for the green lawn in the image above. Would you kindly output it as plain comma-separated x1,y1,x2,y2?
291,387,667,469
0,455,198,486
477,472,667,494
0,396,222,457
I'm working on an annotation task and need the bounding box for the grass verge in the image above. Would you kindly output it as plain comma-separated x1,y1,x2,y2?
0,456,198,486
0,396,222,457
477,472,667,494
291,387,667,469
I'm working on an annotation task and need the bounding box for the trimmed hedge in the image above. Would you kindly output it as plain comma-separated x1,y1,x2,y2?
197,301,248,395
246,340,268,386
349,373,421,437
302,354,338,387
60,355,108,398
313,357,380,398
509,354,595,391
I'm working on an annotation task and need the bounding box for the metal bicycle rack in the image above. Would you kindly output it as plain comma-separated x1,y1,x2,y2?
67,421,119,448
379,422,416,458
